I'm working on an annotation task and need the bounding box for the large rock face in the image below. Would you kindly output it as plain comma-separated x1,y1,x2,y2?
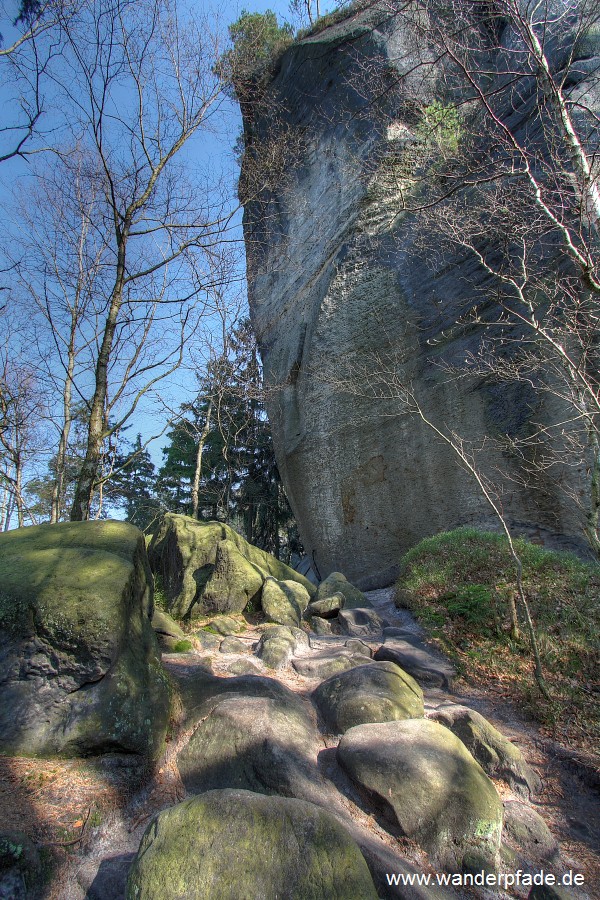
241,4,598,587
0,521,170,758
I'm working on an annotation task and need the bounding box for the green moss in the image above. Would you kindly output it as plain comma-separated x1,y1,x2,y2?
0,520,143,643
397,528,600,750
126,790,379,899
172,640,193,653
148,514,314,620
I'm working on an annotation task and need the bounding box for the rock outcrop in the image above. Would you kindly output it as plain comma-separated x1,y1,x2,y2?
0,521,170,758
148,513,315,619
428,704,541,798
261,575,310,626
240,3,597,586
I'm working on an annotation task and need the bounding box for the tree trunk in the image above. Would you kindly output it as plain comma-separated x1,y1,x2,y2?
191,398,213,519
15,453,24,528
51,306,78,523
585,426,600,557
71,236,127,521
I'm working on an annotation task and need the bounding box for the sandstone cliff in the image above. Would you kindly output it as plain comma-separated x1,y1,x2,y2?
240,2,598,587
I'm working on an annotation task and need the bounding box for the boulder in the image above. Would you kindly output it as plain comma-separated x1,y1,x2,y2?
218,636,247,654
261,576,309,627
201,539,264,616
316,572,368,609
375,636,456,689
309,616,336,635
152,608,186,652
152,608,185,639
160,636,193,653
282,579,311,615
337,719,503,869
313,661,424,733
306,592,345,619
207,616,244,635
292,650,372,679
338,608,383,637
147,513,315,620
126,789,379,900
226,658,262,676
502,800,558,861
177,694,330,807
428,705,541,797
256,625,308,669
193,631,221,651
0,521,170,758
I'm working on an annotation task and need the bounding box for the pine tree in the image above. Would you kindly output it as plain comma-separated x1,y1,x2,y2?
157,319,302,559
107,434,159,532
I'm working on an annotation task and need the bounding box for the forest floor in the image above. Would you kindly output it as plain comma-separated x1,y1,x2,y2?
0,588,598,899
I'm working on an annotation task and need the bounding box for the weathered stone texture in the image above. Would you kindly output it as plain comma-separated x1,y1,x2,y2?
241,4,597,587
0,521,170,758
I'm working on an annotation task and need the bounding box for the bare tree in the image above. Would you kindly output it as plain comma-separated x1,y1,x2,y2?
18,0,238,521
7,152,108,521
0,356,48,527
0,0,80,162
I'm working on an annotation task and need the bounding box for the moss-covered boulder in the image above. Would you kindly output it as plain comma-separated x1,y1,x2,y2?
255,624,308,669
0,521,170,758
307,592,345,619
261,576,310,627
201,539,264,615
313,661,424,734
315,572,368,609
219,636,246,654
152,607,185,639
177,693,330,805
337,719,503,869
148,514,315,620
126,789,379,900
428,705,541,798
206,615,244,635
152,607,186,651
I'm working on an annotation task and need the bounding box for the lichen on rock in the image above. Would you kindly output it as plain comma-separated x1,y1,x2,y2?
0,520,170,759
147,513,314,620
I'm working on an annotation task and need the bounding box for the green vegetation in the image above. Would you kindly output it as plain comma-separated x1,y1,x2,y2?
172,640,193,653
223,10,293,92
153,574,168,612
295,1,368,38
396,529,600,754
416,101,461,154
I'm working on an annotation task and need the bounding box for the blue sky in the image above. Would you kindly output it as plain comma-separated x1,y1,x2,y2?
0,0,342,499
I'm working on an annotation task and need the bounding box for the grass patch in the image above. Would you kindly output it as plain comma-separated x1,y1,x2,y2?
171,640,193,654
397,528,600,756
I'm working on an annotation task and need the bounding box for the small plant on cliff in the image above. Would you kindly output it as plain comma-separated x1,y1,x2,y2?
416,101,461,154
